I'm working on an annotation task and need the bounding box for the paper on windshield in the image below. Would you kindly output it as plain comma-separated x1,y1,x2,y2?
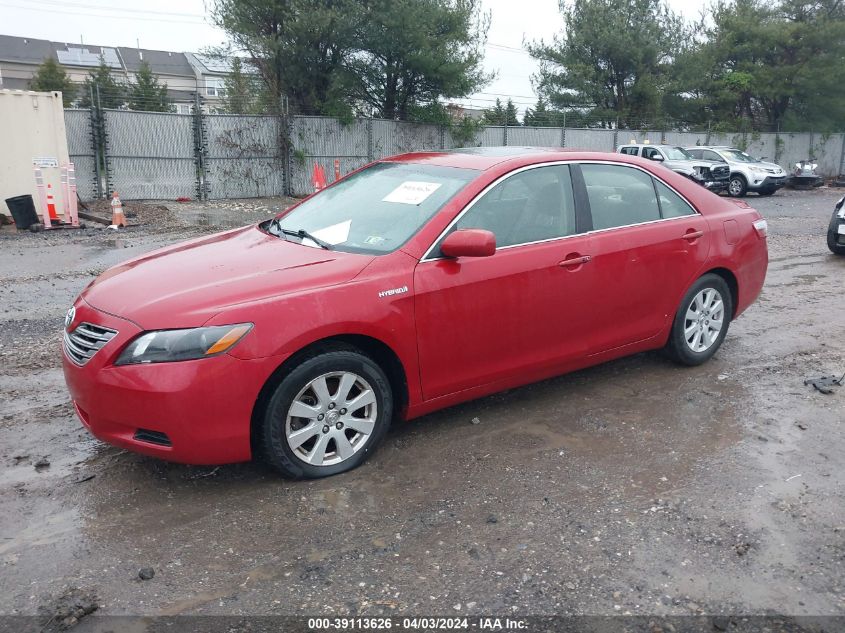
382,181,442,205
308,220,351,245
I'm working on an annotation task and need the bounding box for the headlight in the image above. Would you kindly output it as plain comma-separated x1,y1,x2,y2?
749,166,765,173
115,324,252,365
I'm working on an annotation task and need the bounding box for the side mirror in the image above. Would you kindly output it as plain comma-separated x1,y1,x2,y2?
650,154,664,162
440,229,496,258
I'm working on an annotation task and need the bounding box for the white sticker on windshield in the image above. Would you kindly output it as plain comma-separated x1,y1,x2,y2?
382,181,442,205
309,220,351,245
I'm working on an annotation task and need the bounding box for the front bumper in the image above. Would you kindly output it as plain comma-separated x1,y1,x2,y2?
828,213,845,248
704,179,729,192
748,175,786,191
62,299,285,465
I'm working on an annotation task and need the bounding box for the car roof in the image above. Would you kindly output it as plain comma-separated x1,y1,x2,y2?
381,147,651,171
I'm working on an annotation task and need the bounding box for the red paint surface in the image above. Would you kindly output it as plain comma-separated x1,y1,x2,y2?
63,150,768,464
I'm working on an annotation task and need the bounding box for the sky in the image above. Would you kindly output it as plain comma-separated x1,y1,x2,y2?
0,0,700,115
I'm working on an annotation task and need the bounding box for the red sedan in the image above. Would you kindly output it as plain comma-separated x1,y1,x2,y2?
62,148,768,478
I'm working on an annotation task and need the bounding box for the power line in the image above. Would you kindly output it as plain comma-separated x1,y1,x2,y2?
7,0,206,19
0,1,208,24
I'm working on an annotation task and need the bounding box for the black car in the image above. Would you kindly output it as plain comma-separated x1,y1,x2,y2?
829,195,845,255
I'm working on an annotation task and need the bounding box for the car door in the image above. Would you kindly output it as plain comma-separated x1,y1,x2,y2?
413,164,594,400
575,162,711,353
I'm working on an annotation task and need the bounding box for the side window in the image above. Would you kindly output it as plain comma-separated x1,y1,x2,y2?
619,147,637,156
581,164,661,230
454,165,577,248
687,149,702,159
703,150,722,162
654,180,695,218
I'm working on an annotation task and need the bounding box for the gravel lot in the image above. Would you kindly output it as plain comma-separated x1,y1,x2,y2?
0,189,843,628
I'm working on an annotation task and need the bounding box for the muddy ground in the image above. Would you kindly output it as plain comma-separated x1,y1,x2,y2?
0,190,843,626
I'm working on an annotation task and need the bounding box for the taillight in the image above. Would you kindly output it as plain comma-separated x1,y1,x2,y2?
752,218,768,238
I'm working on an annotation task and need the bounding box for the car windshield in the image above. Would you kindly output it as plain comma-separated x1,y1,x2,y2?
722,149,760,163
663,147,694,160
270,162,477,254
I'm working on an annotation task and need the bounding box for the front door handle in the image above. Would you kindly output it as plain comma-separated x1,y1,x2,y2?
682,230,704,241
558,254,592,268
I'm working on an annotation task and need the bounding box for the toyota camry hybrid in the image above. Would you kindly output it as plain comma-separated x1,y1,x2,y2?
62,147,769,479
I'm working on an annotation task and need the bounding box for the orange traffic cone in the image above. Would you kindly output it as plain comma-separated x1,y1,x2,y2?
110,192,127,228
46,184,60,221
312,163,327,192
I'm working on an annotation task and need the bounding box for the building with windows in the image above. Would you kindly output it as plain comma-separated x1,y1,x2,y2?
0,34,241,112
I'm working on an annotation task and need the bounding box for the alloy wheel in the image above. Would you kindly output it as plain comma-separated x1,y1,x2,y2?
683,288,725,353
729,179,743,196
285,372,377,467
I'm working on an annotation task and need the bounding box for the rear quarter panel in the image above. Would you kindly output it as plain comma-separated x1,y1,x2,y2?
697,197,768,317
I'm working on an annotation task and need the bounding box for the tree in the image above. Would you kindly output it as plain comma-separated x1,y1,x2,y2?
30,58,77,106
223,57,262,114
210,0,361,116
79,56,125,109
681,0,845,131
349,0,492,120
523,97,552,126
481,98,519,125
128,60,171,112
528,0,685,128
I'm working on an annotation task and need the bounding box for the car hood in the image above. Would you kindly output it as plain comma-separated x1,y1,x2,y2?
727,159,785,173
759,161,786,173
82,225,374,329
665,159,721,169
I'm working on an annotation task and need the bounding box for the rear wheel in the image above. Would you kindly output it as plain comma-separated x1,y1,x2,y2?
728,175,747,197
665,274,733,366
258,349,393,479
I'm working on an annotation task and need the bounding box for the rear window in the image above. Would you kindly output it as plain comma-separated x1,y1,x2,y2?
581,164,661,230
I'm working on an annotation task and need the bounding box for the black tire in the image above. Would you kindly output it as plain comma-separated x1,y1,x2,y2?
828,230,845,256
665,274,733,366
258,348,393,479
728,175,747,197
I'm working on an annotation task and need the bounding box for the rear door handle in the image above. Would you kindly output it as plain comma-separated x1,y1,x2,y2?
682,230,704,241
558,255,592,267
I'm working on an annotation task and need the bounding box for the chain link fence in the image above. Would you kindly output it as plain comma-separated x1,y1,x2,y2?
66,107,845,200
63,109,98,200
103,109,199,200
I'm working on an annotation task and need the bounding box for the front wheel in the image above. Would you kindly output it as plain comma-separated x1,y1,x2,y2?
258,349,393,479
728,175,747,197
665,274,733,366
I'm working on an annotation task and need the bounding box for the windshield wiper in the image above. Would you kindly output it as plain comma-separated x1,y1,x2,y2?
278,226,332,250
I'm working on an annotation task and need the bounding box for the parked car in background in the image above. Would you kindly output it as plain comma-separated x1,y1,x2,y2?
62,148,768,479
685,146,787,197
828,195,845,255
617,143,730,193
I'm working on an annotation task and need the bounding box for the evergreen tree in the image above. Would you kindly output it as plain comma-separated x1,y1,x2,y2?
79,56,125,109
528,0,684,128
504,99,520,125
30,57,77,106
523,97,558,126
481,98,519,125
349,0,491,120
128,61,172,112
222,57,266,114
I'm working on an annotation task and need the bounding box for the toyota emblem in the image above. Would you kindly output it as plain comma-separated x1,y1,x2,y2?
65,306,76,330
